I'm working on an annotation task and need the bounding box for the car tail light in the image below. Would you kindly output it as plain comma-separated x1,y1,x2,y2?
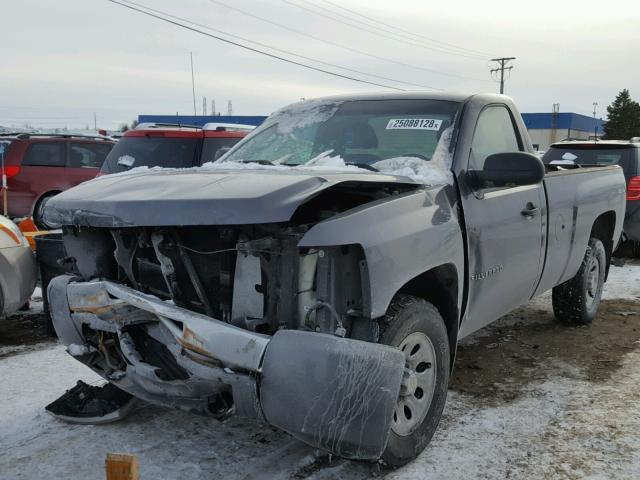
0,165,21,178
628,176,640,201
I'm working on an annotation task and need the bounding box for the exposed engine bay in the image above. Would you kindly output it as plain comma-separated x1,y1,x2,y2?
62,180,414,339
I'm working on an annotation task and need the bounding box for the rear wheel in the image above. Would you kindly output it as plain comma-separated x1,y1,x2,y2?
552,238,606,325
33,194,60,230
378,295,450,468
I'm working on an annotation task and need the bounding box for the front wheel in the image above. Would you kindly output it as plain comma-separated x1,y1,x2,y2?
33,194,60,230
378,295,450,468
552,238,606,325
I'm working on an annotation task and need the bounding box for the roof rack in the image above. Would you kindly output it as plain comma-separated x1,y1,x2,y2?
203,122,255,132
135,122,202,130
0,132,29,137
0,132,113,141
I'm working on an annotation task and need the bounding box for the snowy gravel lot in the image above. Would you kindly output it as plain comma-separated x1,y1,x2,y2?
1,263,639,480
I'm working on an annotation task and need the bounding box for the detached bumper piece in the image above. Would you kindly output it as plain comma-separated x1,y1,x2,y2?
48,275,404,460
45,381,141,425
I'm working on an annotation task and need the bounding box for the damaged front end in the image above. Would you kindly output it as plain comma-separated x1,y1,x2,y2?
46,176,416,460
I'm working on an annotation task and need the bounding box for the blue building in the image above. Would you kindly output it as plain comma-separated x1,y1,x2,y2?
521,113,604,151
138,112,605,152
137,114,267,128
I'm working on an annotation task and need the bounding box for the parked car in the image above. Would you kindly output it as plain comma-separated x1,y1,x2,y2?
44,93,625,467
99,122,254,175
0,215,37,318
0,133,115,228
542,139,640,244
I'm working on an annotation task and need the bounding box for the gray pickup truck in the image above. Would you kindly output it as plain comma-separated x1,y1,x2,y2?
45,93,626,467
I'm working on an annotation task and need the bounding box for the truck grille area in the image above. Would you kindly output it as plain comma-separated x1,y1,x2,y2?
61,224,306,334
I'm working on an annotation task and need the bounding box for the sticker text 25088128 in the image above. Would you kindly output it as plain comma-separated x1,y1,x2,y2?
386,118,443,130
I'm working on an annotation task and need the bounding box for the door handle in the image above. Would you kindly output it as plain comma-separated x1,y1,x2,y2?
521,203,540,218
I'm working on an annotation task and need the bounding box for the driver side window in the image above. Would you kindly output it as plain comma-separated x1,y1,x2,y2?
469,106,521,171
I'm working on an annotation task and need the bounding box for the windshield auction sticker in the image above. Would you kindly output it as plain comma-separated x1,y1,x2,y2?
386,118,443,130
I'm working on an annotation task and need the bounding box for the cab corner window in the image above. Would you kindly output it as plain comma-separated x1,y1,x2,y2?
469,106,521,171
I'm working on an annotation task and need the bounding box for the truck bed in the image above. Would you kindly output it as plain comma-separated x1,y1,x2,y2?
534,165,626,296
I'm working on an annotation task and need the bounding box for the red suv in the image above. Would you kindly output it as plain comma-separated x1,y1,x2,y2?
99,122,253,175
0,133,115,228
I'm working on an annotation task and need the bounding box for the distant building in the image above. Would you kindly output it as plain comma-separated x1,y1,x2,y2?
521,113,604,151
137,115,267,127
138,112,605,154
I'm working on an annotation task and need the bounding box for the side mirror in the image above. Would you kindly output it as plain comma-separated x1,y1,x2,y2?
469,152,545,189
214,146,232,161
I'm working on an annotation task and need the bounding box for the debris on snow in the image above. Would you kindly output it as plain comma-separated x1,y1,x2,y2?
66,344,97,357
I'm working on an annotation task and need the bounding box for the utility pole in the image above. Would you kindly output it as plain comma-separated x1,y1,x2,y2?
202,96,207,116
490,57,516,94
227,100,233,116
593,102,598,142
190,52,197,116
93,112,97,131
211,100,216,116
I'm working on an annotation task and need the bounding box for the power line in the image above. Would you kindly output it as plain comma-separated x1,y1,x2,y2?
209,0,490,83
490,57,516,94
113,0,441,90
283,0,488,60
114,0,443,90
318,0,495,58
107,0,407,91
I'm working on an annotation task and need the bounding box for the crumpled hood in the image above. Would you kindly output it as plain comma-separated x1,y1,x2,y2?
45,168,415,227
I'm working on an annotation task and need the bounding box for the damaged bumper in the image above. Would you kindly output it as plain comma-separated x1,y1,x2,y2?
48,275,404,460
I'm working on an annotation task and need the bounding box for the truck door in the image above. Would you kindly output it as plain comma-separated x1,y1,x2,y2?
458,104,545,336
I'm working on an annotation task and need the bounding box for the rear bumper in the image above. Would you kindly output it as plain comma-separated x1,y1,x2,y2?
623,202,640,242
0,189,35,219
48,275,404,459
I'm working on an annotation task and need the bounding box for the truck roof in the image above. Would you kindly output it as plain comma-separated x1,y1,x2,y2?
550,140,640,148
293,91,508,104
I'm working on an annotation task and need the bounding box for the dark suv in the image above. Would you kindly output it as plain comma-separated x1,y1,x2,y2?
99,123,253,175
0,133,115,228
542,139,640,244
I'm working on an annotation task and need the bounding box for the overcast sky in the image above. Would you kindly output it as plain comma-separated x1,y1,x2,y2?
1,0,638,129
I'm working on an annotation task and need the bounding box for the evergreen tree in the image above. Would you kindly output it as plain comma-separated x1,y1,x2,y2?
603,89,640,139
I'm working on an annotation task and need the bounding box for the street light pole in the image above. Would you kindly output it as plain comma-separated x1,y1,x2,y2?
593,102,598,142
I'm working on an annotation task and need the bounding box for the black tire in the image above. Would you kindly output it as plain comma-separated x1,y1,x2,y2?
33,194,60,230
378,295,450,468
552,238,606,325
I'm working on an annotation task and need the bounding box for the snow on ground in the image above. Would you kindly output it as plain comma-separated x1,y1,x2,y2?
602,262,640,301
0,263,638,479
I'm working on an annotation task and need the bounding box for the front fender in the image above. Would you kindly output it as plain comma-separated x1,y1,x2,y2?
299,186,464,318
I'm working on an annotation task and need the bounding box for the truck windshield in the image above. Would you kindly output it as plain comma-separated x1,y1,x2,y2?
101,137,199,173
542,145,631,167
223,99,460,169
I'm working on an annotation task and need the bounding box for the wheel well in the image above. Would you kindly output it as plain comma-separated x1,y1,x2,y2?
396,264,459,364
590,211,616,280
32,191,61,217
